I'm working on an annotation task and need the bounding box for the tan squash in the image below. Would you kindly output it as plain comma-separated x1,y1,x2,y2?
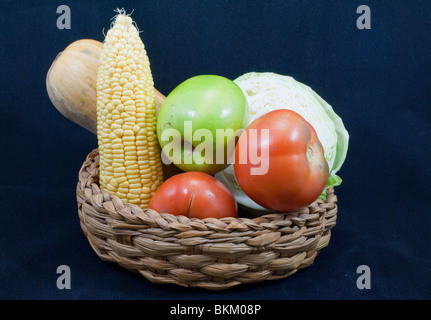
46,39,166,134
47,38,181,180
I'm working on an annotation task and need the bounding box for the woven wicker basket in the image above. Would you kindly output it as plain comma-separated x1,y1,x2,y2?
76,148,338,290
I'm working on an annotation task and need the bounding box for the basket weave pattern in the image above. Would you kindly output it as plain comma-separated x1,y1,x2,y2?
77,149,338,290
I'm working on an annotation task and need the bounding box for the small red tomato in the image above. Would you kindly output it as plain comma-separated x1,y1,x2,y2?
149,171,238,219
233,109,329,212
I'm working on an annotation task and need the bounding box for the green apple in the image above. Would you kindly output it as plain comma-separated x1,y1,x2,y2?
157,74,249,175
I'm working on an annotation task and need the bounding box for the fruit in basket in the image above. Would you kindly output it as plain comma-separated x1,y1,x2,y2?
96,12,164,209
156,75,249,175
148,171,238,219
216,72,349,213
233,109,329,212
46,39,166,134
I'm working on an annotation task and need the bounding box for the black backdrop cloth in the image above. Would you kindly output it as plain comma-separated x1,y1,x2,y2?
0,0,430,300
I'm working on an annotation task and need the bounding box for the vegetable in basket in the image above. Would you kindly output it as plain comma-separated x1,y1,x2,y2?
216,72,349,213
234,109,329,212
149,171,238,219
156,74,249,175
96,12,164,209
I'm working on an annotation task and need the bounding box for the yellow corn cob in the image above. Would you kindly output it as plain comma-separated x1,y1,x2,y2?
96,12,164,209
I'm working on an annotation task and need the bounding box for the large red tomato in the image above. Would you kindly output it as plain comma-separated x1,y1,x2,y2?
233,109,329,212
148,172,238,219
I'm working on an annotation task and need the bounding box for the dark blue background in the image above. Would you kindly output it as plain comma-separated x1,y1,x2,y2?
1,0,430,300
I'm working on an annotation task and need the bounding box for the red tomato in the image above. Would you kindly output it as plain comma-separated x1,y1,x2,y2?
148,171,238,219
233,109,329,212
